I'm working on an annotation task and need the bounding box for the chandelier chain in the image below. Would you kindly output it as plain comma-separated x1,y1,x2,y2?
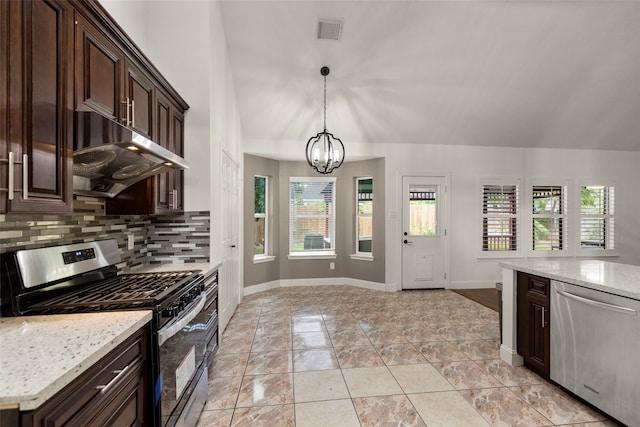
323,74,327,131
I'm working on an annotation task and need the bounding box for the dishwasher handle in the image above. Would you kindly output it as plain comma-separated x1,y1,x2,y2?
556,289,637,316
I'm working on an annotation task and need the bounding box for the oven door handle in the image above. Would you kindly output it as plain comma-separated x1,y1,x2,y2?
157,294,206,346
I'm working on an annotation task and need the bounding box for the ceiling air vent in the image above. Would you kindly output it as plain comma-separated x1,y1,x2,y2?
317,19,342,41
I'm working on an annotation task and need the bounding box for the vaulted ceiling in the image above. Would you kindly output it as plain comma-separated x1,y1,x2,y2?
219,1,640,159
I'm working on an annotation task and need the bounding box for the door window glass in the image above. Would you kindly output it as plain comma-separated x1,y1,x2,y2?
409,185,437,236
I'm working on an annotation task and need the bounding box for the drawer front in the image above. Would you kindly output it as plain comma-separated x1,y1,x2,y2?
29,327,148,426
518,272,550,300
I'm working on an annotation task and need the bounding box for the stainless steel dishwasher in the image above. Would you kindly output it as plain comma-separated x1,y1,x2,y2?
551,280,640,426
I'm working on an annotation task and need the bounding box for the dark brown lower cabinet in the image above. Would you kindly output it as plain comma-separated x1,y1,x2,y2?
517,272,550,379
2,324,151,427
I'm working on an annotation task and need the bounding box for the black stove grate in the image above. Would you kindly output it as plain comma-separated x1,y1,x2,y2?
28,271,201,311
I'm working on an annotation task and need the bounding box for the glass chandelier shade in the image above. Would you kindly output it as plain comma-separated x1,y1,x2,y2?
305,67,345,174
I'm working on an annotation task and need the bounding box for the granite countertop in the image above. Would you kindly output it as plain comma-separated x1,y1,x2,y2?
500,260,640,301
0,310,152,411
130,262,219,277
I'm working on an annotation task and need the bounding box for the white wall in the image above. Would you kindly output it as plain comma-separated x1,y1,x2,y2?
380,144,640,290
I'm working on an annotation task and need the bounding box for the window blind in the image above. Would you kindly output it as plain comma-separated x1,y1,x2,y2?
481,184,519,251
532,185,567,251
580,185,615,250
289,179,335,253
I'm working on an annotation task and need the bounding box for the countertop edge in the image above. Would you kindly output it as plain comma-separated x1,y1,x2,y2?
500,261,640,301
0,311,152,411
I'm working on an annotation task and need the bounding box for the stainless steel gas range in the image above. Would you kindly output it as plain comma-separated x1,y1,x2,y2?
0,239,218,427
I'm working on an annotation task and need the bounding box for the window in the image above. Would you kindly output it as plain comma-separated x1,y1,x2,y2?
289,177,336,256
254,176,268,258
409,187,437,236
356,177,373,256
579,184,615,251
532,184,567,252
481,181,519,253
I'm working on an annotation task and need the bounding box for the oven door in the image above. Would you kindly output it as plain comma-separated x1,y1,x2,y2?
157,294,211,427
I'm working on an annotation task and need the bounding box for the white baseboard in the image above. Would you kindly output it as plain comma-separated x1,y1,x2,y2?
500,344,524,366
243,277,390,295
243,280,280,296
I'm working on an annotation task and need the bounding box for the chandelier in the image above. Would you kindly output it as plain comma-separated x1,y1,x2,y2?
305,66,345,174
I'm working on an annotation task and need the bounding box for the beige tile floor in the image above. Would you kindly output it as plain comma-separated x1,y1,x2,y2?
196,286,621,427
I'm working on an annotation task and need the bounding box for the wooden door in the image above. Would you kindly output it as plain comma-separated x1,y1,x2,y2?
75,11,123,121
125,59,154,139
526,300,549,373
517,272,550,378
155,91,172,211
3,0,73,213
171,107,185,211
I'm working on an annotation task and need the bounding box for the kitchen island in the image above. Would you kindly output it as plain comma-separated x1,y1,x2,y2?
499,259,640,426
0,310,152,411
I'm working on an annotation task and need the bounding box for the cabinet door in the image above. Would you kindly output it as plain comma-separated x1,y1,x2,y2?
171,107,185,211
75,11,123,122
517,272,551,378
155,91,172,212
125,59,154,139
526,300,549,375
3,0,73,214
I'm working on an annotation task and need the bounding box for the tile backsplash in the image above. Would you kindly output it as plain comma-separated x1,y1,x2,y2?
0,196,210,271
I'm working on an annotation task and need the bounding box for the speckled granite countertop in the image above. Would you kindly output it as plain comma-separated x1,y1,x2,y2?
500,260,640,300
0,310,152,411
131,262,219,277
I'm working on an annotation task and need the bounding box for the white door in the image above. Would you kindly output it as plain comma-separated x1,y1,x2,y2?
219,152,241,332
402,176,449,289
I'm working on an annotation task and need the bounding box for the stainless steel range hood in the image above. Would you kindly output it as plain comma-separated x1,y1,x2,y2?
73,112,188,198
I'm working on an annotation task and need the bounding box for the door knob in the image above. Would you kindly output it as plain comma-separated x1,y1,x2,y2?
403,240,413,244
403,232,408,236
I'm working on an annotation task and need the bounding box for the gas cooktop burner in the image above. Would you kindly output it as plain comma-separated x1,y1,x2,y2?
28,270,202,312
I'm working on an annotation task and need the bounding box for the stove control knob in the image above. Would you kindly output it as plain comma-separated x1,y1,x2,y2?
163,305,175,318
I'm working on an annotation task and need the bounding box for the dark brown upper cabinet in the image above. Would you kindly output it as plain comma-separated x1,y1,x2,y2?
1,0,74,214
75,12,154,139
2,0,188,215
74,11,123,121
125,60,154,139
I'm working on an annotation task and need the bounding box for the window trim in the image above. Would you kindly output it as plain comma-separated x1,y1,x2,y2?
288,176,337,257
253,175,269,260
528,179,570,257
354,176,374,259
576,179,618,257
477,177,522,259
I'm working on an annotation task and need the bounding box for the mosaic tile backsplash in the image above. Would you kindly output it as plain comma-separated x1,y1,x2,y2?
0,196,210,271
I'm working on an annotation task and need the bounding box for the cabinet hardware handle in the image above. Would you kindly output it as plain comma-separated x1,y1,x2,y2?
22,154,28,199
8,152,14,200
556,289,637,315
95,365,131,394
541,307,545,328
131,99,135,127
121,97,130,125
